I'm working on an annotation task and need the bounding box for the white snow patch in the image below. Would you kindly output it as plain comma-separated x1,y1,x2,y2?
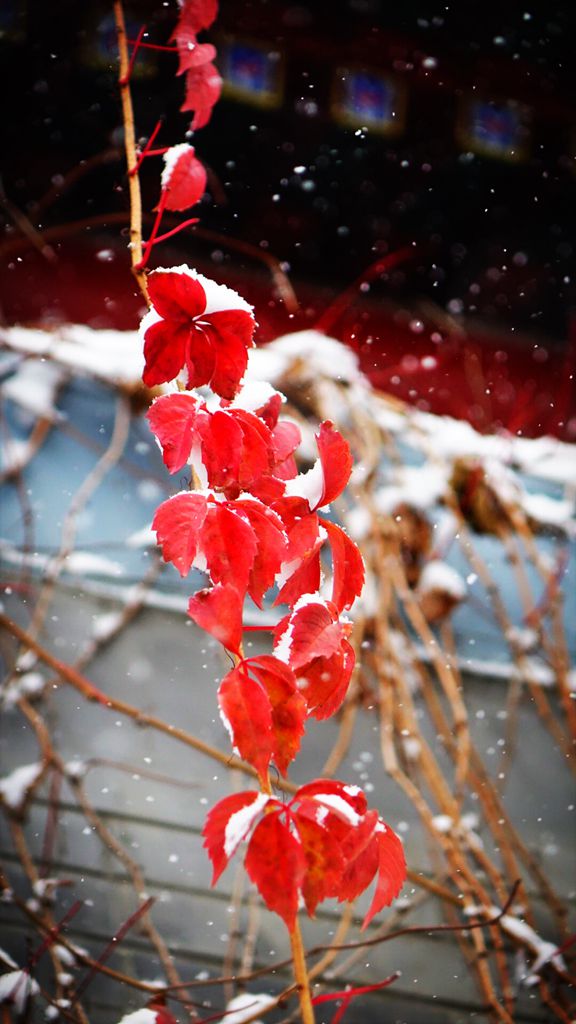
223,793,269,859
126,525,157,548
418,560,466,599
0,949,17,970
117,1011,157,1024
311,793,361,825
0,763,43,811
64,552,124,577
284,458,325,510
230,379,280,414
522,492,575,533
0,970,40,1010
431,814,453,833
161,142,193,188
2,325,143,384
223,992,276,1024
145,265,254,317
91,610,124,641
3,358,66,420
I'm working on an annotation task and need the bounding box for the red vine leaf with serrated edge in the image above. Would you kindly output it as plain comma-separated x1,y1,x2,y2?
203,781,405,931
218,666,274,784
218,656,305,781
322,519,365,612
141,268,255,397
284,421,353,511
274,597,351,669
203,790,267,885
273,597,355,717
188,582,243,654
245,810,305,927
159,144,207,212
181,62,222,130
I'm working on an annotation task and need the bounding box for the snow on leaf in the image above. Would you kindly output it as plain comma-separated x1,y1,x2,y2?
187,582,243,653
203,791,267,885
141,267,255,398
160,144,207,211
274,597,348,670
245,811,305,930
285,422,352,511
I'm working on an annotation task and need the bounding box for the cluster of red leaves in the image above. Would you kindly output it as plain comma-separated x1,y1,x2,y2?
172,0,222,129
203,781,406,931
142,260,405,928
147,387,299,496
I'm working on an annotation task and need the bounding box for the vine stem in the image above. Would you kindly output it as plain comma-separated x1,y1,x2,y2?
234,652,315,1021
113,0,149,303
290,922,316,1024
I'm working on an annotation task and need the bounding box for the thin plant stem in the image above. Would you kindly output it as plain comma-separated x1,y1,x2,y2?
113,0,148,302
290,924,316,1024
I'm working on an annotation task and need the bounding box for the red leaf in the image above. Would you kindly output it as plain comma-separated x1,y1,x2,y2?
274,544,322,608
244,656,306,775
201,504,257,592
181,62,222,130
152,492,208,576
142,320,189,389
274,599,347,670
255,391,282,430
294,813,344,917
271,420,301,478
362,822,406,929
316,421,353,506
295,779,368,820
272,500,323,607
245,811,305,930
160,145,207,211
147,267,205,320
218,667,274,784
234,499,287,607
174,0,218,35
147,393,200,474
233,409,275,489
322,519,365,612
187,582,243,653
203,790,267,884
175,38,216,75
331,809,380,902
197,409,243,490
141,269,255,398
297,641,355,720
201,309,256,400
